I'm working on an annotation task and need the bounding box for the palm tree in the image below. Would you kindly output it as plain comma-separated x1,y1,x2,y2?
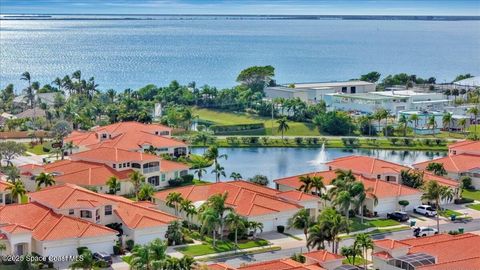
211,163,226,182
442,113,452,135
356,185,378,224
428,115,437,137
106,176,121,195
422,180,454,232
426,162,447,176
64,141,76,155
288,209,313,250
165,220,183,246
311,176,325,196
5,167,20,183
373,109,388,134
399,114,408,137
230,172,242,180
129,171,145,200
204,192,232,240
194,167,207,182
354,233,374,270
458,118,467,136
166,192,184,216
20,71,35,109
409,113,419,136
35,172,55,190
106,89,117,103
70,249,101,270
181,199,197,228
205,146,227,182
468,107,479,135
276,117,289,139
307,224,327,250
225,212,246,248
199,208,221,247
6,181,26,204
247,221,263,239
138,184,155,201
298,175,313,193
126,239,168,270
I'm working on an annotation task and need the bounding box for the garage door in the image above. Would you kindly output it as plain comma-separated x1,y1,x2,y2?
375,200,398,216
261,220,275,232
44,245,78,257
85,241,113,254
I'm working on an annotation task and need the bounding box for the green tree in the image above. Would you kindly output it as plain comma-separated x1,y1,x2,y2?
426,162,447,176
428,115,437,137
6,181,26,204
138,184,155,201
247,221,264,239
129,171,145,200
211,163,226,182
70,249,102,270
313,111,355,135
225,212,247,248
442,113,452,135
400,170,424,188
35,172,55,190
230,172,243,180
276,117,289,139
166,192,184,216
106,176,121,195
422,180,454,232
288,209,313,250
355,233,374,269
359,71,381,83
398,114,408,136
205,146,227,183
165,220,184,246
341,244,361,266
298,175,313,193
181,199,197,228
409,113,419,135
468,107,479,135
236,65,275,92
248,174,269,186
199,208,221,247
0,141,26,166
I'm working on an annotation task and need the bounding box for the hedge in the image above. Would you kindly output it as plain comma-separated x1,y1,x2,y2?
210,123,265,135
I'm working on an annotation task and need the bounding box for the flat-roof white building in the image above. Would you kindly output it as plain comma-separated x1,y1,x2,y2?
265,80,376,103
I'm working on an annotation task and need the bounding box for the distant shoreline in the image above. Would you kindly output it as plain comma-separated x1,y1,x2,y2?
1,14,480,21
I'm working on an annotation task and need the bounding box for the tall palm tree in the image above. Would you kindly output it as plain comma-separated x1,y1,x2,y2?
311,176,325,196
298,175,313,193
225,212,246,248
35,172,55,190
230,172,242,180
181,199,197,228
442,113,452,135
422,180,454,232
138,184,155,201
468,107,479,135
288,209,313,250
211,163,226,182
166,192,184,216
194,167,207,182
398,114,408,137
356,185,378,224
199,208,221,247
307,224,327,250
6,181,26,204
247,221,263,239
458,118,467,136
129,171,145,200
276,117,289,139
205,146,227,182
409,113,419,136
428,115,437,137
355,233,374,270
106,176,120,195
204,192,232,240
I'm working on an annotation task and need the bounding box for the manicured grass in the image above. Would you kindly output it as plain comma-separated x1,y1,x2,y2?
368,219,401,227
341,226,410,239
342,257,369,266
281,232,303,241
24,142,52,155
195,246,281,262
462,189,480,201
467,204,480,211
349,217,400,232
439,209,462,218
175,239,269,257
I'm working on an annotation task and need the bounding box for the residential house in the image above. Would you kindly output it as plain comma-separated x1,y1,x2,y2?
265,80,375,104
18,147,189,194
64,121,188,157
0,184,178,257
448,140,480,156
154,180,319,232
0,180,14,205
274,170,423,215
372,233,480,270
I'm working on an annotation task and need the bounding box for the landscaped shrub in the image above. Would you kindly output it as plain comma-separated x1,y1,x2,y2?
210,123,265,135
181,174,194,183
113,245,121,255
423,139,432,146
389,138,398,145
241,137,250,144
261,137,269,145
403,138,412,146
248,175,269,186
398,200,409,210
383,125,395,136
226,136,238,144
77,247,88,255
168,178,184,187
294,137,303,144
249,137,259,144
460,176,474,190
126,240,135,251
277,225,285,233
454,198,474,204
435,139,445,146
313,137,319,144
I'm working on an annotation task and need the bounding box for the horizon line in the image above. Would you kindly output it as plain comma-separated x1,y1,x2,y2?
2,13,480,17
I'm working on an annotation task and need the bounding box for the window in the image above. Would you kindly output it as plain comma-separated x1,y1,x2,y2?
113,164,116,169
96,209,100,221
105,205,112,215
161,174,166,181
377,175,381,179
132,163,141,169
119,164,123,168
159,131,170,136
123,163,127,167
69,209,74,215
341,87,347,93
80,210,92,218
0,196,3,204
127,163,130,167
148,176,160,186
174,171,179,178
351,86,356,93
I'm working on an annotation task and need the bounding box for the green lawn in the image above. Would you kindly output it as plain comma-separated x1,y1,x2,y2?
439,209,462,218
175,239,269,257
342,257,369,266
194,108,319,136
462,189,480,201
24,142,52,155
349,217,400,232
467,204,480,211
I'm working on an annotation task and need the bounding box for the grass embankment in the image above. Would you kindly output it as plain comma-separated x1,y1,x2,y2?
350,217,401,232
467,204,480,211
462,189,480,201
175,238,269,257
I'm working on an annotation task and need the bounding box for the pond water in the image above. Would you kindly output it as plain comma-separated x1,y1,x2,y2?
190,146,446,187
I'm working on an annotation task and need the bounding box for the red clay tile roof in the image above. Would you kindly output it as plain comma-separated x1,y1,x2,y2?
414,154,480,173
302,250,345,262
448,140,480,153
422,172,458,187
374,239,411,250
29,184,177,229
155,181,304,217
275,171,421,199
0,181,11,192
208,263,237,270
0,202,116,241
326,155,409,175
89,131,187,150
372,251,393,259
18,164,43,170
64,130,99,146
71,147,161,163
43,160,132,186
160,159,190,172
238,258,326,270
92,121,171,135
418,257,480,270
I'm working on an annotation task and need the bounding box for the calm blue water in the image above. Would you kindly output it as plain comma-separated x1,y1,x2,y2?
1,17,479,90
190,147,446,187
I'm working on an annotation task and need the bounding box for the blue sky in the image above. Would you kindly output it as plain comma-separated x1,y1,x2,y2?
1,0,479,16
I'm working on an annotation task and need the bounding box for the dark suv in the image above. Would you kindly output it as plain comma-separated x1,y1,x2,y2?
387,211,409,222
93,252,112,266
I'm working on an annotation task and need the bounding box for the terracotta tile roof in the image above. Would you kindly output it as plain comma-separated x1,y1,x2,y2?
92,121,171,135
326,155,409,175
208,263,237,270
372,251,393,259
71,147,161,163
89,131,187,151
302,250,345,262
0,181,11,192
64,130,99,146
29,184,177,229
275,171,421,199
418,257,480,270
238,258,326,270
155,181,303,217
0,202,116,241
414,154,480,173
448,140,480,153
160,159,190,172
374,239,411,250
18,164,43,170
277,190,319,202
422,172,458,187
43,160,132,186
